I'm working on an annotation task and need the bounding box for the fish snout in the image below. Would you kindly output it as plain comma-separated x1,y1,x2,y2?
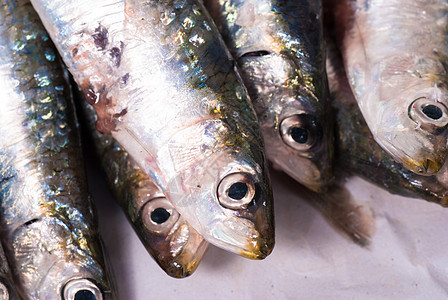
159,238,209,279
404,156,446,175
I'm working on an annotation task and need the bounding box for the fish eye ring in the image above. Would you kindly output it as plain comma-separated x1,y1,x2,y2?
0,282,8,299
409,97,448,131
141,197,179,234
280,115,316,151
217,173,256,209
62,279,103,300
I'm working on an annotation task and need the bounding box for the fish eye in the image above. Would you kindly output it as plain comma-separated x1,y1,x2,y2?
217,173,256,209
409,97,448,131
141,197,179,233
62,279,103,300
280,114,318,152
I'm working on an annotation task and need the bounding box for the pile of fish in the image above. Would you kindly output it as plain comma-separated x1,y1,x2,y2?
0,0,446,298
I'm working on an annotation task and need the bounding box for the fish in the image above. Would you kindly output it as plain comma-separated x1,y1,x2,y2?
0,243,19,300
80,96,209,278
0,0,116,298
205,0,333,193
328,0,448,175
30,0,274,259
326,25,448,207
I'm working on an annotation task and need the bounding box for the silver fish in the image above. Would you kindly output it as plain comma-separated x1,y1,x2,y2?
329,0,448,175
81,97,209,278
206,0,333,193
31,0,274,259
0,1,115,298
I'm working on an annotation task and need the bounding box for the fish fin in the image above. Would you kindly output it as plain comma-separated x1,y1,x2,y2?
306,181,376,247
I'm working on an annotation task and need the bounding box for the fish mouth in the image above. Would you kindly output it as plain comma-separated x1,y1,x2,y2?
239,236,275,260
209,212,275,260
380,136,447,175
400,156,444,175
376,125,448,175
155,239,210,278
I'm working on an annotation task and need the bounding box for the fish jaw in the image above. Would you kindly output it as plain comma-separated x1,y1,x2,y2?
238,54,333,192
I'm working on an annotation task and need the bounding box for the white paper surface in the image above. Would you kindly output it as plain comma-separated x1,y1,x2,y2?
89,160,448,299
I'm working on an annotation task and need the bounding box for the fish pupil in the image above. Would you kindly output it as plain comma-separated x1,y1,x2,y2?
422,105,443,120
151,208,170,224
227,182,248,200
290,127,308,144
74,290,96,300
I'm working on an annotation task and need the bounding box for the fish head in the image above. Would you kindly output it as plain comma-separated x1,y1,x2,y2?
162,141,274,260
8,217,114,299
363,76,448,175
133,181,209,278
238,53,333,192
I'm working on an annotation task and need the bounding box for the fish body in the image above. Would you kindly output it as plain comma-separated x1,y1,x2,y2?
330,0,448,175
0,1,115,298
326,31,448,207
206,0,333,192
31,0,274,258
81,99,209,278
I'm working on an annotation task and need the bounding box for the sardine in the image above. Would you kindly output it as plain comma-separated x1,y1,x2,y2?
326,27,448,207
328,0,448,175
80,97,209,278
0,1,115,298
205,0,333,193
31,0,274,259
0,243,19,300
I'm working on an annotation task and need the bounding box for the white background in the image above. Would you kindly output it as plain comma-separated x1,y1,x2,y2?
88,156,448,299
